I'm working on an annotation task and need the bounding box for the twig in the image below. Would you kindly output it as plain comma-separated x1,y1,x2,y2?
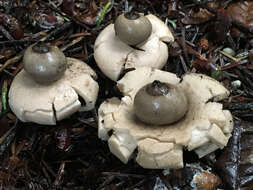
0,39,37,46
0,126,15,145
158,172,173,190
176,37,207,61
220,50,239,62
126,178,151,190
41,159,57,178
221,59,248,70
0,25,14,40
179,54,188,73
0,54,22,73
101,172,146,178
0,123,17,157
40,21,73,42
96,176,116,190
180,23,190,63
53,161,66,186
60,36,84,52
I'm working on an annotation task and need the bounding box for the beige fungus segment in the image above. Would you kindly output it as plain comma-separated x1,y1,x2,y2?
94,14,174,81
208,124,229,148
136,138,183,169
98,98,121,140
94,24,132,81
222,110,234,134
8,58,98,125
125,36,168,70
98,67,233,169
117,67,180,100
108,129,137,164
194,143,220,158
145,14,174,42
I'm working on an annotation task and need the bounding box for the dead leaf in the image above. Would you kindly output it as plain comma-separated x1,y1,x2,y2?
61,0,77,17
204,8,232,43
191,58,211,71
181,7,214,25
166,164,220,190
181,2,220,25
76,13,97,26
0,13,24,39
75,0,99,26
215,121,253,190
54,128,71,151
227,1,253,31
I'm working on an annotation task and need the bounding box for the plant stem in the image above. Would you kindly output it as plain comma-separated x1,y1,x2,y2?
97,1,112,27
2,80,8,112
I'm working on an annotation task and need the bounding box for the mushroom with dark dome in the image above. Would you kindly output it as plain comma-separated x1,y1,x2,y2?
8,43,99,125
98,67,234,169
94,13,174,81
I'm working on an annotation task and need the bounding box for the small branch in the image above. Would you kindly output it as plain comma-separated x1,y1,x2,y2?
0,25,14,40
0,55,22,73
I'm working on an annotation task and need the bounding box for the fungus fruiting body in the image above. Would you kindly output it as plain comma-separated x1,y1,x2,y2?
94,14,174,81
8,44,99,125
98,67,233,169
114,13,152,46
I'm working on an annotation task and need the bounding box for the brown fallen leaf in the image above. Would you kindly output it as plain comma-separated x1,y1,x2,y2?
181,2,220,25
54,127,71,151
61,0,99,26
205,8,232,44
0,13,24,39
61,0,77,17
227,1,253,31
165,164,220,190
215,121,253,190
191,58,211,71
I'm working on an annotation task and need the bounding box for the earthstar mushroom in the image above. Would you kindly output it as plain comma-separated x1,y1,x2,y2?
94,14,174,81
98,67,234,169
8,44,99,125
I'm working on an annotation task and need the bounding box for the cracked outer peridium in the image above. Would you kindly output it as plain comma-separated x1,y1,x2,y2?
98,67,234,169
94,14,174,81
8,58,99,125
